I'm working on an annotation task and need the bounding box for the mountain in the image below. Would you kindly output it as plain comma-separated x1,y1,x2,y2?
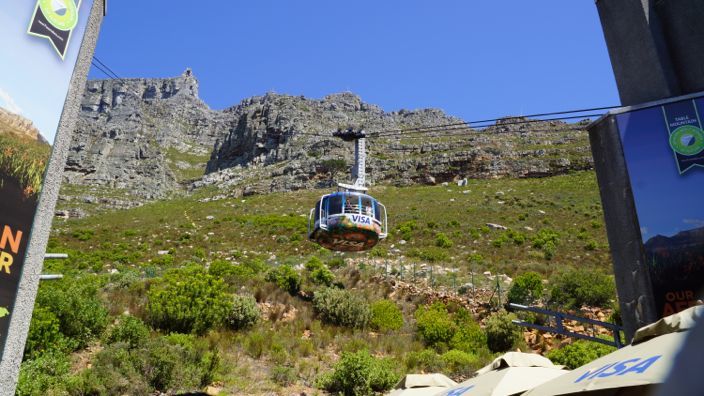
0,107,46,143
61,69,593,214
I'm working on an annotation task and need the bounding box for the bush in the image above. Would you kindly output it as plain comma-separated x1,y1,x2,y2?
77,334,219,394
209,259,262,285
34,277,109,350
147,266,233,334
306,257,335,287
546,339,616,369
415,303,457,348
507,272,544,305
435,233,453,248
404,349,444,373
317,350,399,396
449,321,487,354
106,315,150,349
441,350,480,378
370,300,404,332
549,268,616,308
16,351,74,396
313,288,371,329
328,256,346,269
485,311,521,353
266,264,302,295
271,365,297,387
228,294,260,330
24,307,69,359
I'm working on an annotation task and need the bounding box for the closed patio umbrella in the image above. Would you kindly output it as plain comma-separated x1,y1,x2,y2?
387,373,457,396
522,305,703,396
434,352,569,396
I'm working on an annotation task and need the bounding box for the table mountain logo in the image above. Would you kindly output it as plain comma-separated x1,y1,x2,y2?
27,0,83,59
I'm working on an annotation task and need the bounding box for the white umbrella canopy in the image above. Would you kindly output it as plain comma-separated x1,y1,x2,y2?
523,305,704,396
434,352,569,396
387,373,457,396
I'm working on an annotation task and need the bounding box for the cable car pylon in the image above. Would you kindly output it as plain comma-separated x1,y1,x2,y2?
308,128,388,252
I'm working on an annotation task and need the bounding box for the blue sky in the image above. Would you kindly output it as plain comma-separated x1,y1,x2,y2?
0,1,92,143
90,1,620,120
617,98,704,239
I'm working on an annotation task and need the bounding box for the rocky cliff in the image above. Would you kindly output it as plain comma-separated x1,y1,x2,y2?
61,70,593,213
0,107,45,143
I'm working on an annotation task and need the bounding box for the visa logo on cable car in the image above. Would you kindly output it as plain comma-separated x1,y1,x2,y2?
574,355,662,383
350,215,372,225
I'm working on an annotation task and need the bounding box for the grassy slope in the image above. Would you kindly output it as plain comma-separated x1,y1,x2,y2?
40,170,611,394
50,170,609,278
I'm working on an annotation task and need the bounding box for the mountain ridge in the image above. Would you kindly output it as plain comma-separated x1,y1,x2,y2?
59,69,593,215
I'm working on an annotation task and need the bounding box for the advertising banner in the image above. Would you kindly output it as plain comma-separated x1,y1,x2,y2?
616,96,704,317
0,0,94,357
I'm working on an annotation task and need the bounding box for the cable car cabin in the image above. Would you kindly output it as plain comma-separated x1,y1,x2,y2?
308,191,388,252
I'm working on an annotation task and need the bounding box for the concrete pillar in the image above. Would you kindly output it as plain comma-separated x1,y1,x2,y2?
596,0,704,105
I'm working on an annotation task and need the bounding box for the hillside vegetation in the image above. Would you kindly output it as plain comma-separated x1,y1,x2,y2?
16,170,620,395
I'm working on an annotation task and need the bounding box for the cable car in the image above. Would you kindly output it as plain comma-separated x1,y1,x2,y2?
308,129,388,252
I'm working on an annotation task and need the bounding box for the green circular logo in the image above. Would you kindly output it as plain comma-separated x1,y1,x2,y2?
669,125,704,156
38,0,78,31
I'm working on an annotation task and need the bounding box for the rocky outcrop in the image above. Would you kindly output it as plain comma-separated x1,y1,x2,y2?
0,107,44,143
64,69,235,199
63,69,593,210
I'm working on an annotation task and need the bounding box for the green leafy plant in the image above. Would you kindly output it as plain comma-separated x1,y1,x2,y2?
370,300,404,332
485,311,521,353
266,264,302,295
549,268,615,308
105,315,150,349
313,288,371,329
546,339,615,369
507,271,544,305
317,350,399,396
147,266,232,334
228,294,260,330
414,302,457,348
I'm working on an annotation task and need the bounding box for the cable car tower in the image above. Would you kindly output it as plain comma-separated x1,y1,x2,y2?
308,128,388,252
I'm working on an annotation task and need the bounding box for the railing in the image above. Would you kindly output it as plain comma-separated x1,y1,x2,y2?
40,253,67,281
508,303,625,348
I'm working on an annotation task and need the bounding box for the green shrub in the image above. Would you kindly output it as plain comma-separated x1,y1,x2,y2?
106,315,150,349
507,272,544,305
271,365,297,387
317,350,399,396
328,256,347,269
532,229,560,248
209,259,261,285
549,268,615,308
415,303,457,348
16,351,74,396
546,339,616,369
449,321,487,354
266,264,302,295
435,233,453,248
404,349,444,373
370,300,404,332
313,288,371,329
147,266,233,335
407,247,450,262
77,334,219,394
441,349,480,378
485,311,521,353
24,307,69,359
228,294,260,330
306,257,335,286
34,277,109,350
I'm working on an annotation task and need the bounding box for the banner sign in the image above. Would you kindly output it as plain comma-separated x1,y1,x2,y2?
0,0,93,357
616,96,704,317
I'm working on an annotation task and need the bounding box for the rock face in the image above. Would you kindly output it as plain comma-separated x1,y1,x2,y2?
63,69,593,210
65,69,234,199
0,107,44,142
